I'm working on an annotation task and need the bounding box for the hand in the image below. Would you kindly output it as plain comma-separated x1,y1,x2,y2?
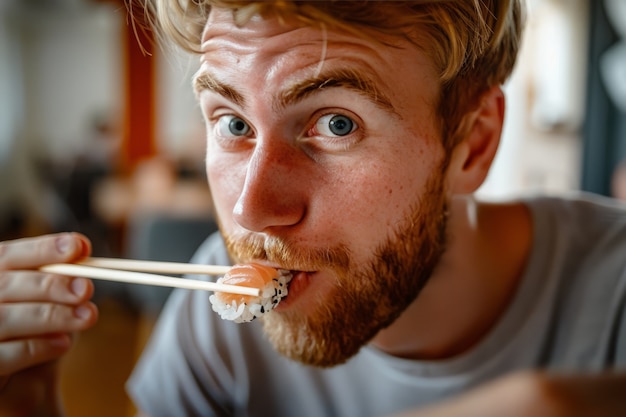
0,233,98,416
394,370,626,417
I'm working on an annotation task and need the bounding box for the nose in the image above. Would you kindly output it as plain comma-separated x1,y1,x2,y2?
233,140,307,232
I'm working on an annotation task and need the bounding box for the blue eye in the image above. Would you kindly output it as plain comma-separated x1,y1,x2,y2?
217,115,251,137
316,114,356,137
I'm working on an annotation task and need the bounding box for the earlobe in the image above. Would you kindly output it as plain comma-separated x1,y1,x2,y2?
448,86,505,194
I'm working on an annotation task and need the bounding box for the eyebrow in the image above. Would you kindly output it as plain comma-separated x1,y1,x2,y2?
194,73,245,107
193,67,397,116
279,68,396,114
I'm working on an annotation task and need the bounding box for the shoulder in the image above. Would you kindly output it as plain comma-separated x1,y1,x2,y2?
535,193,626,267
517,191,626,278
523,192,626,233
481,192,626,319
519,193,626,367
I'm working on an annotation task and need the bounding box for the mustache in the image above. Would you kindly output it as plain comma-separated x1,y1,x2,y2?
224,233,351,272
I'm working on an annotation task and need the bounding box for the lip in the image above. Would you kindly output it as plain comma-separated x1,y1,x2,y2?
238,261,317,311
274,270,311,311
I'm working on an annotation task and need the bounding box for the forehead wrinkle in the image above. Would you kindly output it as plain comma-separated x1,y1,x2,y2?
276,68,400,118
194,72,245,107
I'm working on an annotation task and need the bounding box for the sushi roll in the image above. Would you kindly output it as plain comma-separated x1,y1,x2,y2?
209,264,292,323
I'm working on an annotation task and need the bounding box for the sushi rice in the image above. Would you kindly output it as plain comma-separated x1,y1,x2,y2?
209,269,292,323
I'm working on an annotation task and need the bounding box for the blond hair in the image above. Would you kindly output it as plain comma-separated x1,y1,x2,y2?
129,0,525,151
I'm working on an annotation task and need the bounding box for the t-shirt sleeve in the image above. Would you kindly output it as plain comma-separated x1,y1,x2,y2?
126,233,240,416
127,290,233,416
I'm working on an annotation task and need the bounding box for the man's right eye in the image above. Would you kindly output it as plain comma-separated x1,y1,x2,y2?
216,115,251,137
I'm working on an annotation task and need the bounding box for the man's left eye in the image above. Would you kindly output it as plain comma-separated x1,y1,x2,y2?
315,114,357,137
217,115,251,137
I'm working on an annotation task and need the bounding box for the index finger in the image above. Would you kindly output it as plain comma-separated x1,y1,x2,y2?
0,233,91,271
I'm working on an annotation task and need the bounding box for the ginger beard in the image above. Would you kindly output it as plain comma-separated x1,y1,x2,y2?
222,164,449,368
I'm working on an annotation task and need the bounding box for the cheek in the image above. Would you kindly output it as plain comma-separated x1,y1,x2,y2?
314,164,409,246
319,144,443,255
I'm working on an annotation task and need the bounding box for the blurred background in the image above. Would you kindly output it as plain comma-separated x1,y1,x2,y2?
0,0,625,415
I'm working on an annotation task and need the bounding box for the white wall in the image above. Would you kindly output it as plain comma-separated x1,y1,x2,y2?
478,0,588,199
16,1,123,164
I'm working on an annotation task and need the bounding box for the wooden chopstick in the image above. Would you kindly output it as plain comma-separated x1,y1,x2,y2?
77,257,232,276
39,263,259,296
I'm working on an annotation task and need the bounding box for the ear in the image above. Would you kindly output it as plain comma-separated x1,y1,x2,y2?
446,86,505,194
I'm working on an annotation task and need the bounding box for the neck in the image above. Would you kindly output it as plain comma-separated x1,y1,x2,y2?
370,195,532,360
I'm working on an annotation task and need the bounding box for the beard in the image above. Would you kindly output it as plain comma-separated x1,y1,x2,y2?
222,162,449,368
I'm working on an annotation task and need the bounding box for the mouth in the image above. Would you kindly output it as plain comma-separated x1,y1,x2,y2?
274,270,313,311
239,260,318,311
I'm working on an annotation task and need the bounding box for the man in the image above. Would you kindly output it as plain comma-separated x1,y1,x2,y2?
0,1,625,416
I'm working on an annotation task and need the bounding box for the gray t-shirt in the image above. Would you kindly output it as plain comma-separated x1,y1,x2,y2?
127,193,626,417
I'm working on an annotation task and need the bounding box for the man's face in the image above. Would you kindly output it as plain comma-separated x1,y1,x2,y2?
195,9,450,366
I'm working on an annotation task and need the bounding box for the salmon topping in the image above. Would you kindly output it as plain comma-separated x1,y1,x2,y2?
215,263,279,305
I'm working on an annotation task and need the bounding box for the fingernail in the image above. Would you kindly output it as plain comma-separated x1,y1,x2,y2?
74,305,92,320
70,278,87,297
55,235,74,254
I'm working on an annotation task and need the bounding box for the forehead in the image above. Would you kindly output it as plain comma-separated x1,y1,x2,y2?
198,7,439,106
